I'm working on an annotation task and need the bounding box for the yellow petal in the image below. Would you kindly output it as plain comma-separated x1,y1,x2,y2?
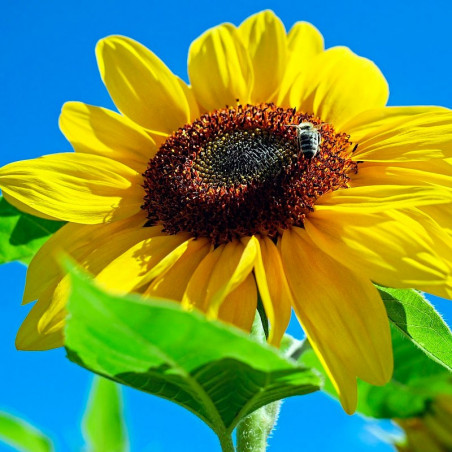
37,277,70,337
182,238,257,318
238,10,287,103
19,219,164,350
96,36,190,134
144,238,212,300
207,237,258,316
16,281,67,350
346,108,452,162
384,157,452,176
342,106,449,144
404,208,452,271
277,21,324,106
420,204,452,237
254,236,292,346
0,153,143,224
305,209,452,298
218,273,257,332
96,233,192,294
315,185,452,213
289,47,388,129
182,246,223,312
24,222,102,304
349,165,452,190
3,192,59,220
188,23,253,112
82,226,169,283
24,214,152,304
280,228,393,414
59,102,157,172
176,78,200,121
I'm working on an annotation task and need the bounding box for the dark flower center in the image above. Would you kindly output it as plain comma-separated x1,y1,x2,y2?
192,128,296,186
143,103,357,244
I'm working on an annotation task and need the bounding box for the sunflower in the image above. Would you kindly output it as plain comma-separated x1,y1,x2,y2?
1,10,451,414
395,395,452,451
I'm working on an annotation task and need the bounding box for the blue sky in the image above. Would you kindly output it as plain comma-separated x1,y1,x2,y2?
1,1,452,450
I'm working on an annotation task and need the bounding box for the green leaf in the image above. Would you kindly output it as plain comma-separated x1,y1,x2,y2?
83,377,128,452
64,263,321,440
0,412,53,452
357,325,452,419
377,286,452,372
0,196,64,265
298,325,452,419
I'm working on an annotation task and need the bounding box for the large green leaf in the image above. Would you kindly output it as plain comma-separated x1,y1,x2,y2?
299,325,452,419
83,377,128,452
0,412,53,452
356,327,452,419
64,264,321,441
0,196,64,265
378,286,452,372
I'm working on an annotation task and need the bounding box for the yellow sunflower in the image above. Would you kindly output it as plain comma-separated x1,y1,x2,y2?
395,395,452,451
1,10,452,414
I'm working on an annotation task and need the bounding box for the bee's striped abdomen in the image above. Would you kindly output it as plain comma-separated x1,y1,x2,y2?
298,128,321,159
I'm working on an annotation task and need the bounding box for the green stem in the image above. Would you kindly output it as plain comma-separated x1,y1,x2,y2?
236,401,281,452
218,430,235,452
235,315,281,452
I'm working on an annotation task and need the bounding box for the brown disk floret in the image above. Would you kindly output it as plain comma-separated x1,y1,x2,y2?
143,103,357,244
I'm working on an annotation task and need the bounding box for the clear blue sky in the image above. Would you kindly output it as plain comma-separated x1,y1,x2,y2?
1,1,452,450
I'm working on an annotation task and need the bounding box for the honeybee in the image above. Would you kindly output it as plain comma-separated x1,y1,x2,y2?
285,122,322,159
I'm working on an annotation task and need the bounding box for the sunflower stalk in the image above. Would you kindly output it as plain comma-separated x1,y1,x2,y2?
218,431,236,452
235,314,282,452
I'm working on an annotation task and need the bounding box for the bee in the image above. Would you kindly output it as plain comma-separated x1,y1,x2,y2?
285,122,322,159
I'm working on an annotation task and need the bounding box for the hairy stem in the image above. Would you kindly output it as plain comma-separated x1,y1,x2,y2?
218,430,235,452
235,315,281,452
236,401,281,452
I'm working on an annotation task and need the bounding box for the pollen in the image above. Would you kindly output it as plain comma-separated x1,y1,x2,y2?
143,103,357,244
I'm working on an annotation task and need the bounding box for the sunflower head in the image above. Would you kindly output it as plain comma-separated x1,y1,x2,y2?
143,103,356,244
1,10,452,416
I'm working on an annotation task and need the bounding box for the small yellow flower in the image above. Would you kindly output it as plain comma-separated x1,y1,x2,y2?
1,10,452,414
395,395,452,451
